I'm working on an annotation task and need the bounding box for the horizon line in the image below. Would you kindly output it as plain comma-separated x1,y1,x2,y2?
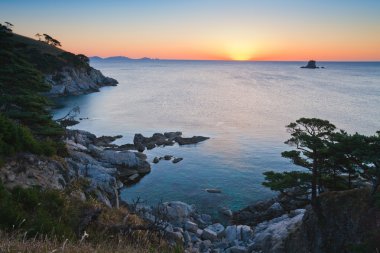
90,56,380,63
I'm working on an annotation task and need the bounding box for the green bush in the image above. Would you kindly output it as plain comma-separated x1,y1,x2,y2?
0,181,84,238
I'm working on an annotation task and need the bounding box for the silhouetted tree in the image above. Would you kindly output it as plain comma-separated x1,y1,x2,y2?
42,33,62,47
35,33,42,41
4,22,13,29
77,54,89,63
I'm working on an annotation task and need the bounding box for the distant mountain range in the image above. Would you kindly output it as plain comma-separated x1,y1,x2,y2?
90,56,159,62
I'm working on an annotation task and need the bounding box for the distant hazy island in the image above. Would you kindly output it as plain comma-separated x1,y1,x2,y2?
90,56,160,62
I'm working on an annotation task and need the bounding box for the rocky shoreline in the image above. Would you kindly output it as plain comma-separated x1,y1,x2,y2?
45,66,118,96
0,127,375,253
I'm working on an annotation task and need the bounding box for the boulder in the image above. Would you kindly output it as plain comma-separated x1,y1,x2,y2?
162,201,195,223
201,228,218,242
225,226,238,242
206,223,225,238
185,221,199,233
239,225,253,241
220,207,233,217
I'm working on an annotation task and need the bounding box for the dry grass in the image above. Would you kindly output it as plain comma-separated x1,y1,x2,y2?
0,231,158,253
0,230,181,253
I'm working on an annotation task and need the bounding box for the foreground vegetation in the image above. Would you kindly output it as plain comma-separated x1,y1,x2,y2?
263,118,380,208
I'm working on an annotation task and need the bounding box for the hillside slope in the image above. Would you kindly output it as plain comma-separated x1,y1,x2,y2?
11,33,118,96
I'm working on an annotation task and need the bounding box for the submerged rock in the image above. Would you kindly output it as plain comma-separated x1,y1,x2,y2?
206,188,222,193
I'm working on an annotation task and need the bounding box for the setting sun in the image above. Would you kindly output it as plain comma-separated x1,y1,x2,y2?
227,43,255,61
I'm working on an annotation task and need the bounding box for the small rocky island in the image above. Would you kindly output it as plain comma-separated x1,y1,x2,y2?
301,60,320,69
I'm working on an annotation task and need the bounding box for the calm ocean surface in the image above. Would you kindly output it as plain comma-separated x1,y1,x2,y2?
53,61,380,216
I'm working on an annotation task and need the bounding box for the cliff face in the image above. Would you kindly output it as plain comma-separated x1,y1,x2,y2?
10,33,118,97
45,66,117,96
284,188,379,253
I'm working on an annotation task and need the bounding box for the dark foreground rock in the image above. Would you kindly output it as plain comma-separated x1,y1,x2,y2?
284,187,379,253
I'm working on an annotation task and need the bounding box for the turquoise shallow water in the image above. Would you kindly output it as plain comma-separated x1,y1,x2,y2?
53,61,380,216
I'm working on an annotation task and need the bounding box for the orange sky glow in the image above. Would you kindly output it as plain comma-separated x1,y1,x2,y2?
2,0,380,61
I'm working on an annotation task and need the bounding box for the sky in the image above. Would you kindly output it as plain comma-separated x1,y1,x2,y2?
1,0,380,61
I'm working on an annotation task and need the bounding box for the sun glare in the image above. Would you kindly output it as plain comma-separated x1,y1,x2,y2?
227,43,254,61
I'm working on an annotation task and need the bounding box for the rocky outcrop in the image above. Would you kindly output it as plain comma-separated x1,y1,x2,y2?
0,153,68,190
301,60,319,69
133,132,209,152
0,129,150,208
45,66,117,96
64,129,151,207
233,193,308,227
284,187,378,253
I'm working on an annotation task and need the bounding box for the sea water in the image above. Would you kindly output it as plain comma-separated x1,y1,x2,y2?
53,60,380,216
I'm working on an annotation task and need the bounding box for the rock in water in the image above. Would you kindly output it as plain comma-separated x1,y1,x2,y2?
174,136,210,145
172,157,183,164
301,60,319,69
206,188,222,193
153,157,160,164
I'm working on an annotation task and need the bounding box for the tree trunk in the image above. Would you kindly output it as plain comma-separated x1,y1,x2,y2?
311,162,318,208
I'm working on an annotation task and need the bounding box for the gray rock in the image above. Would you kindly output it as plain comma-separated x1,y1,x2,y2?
185,221,199,233
183,231,191,243
166,231,184,242
174,227,184,233
213,241,229,250
206,223,225,238
229,246,248,253
46,66,117,96
162,201,195,223
196,229,204,238
192,233,202,243
200,240,212,252
225,226,238,242
220,207,233,217
201,214,212,224
239,225,253,242
201,228,218,242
